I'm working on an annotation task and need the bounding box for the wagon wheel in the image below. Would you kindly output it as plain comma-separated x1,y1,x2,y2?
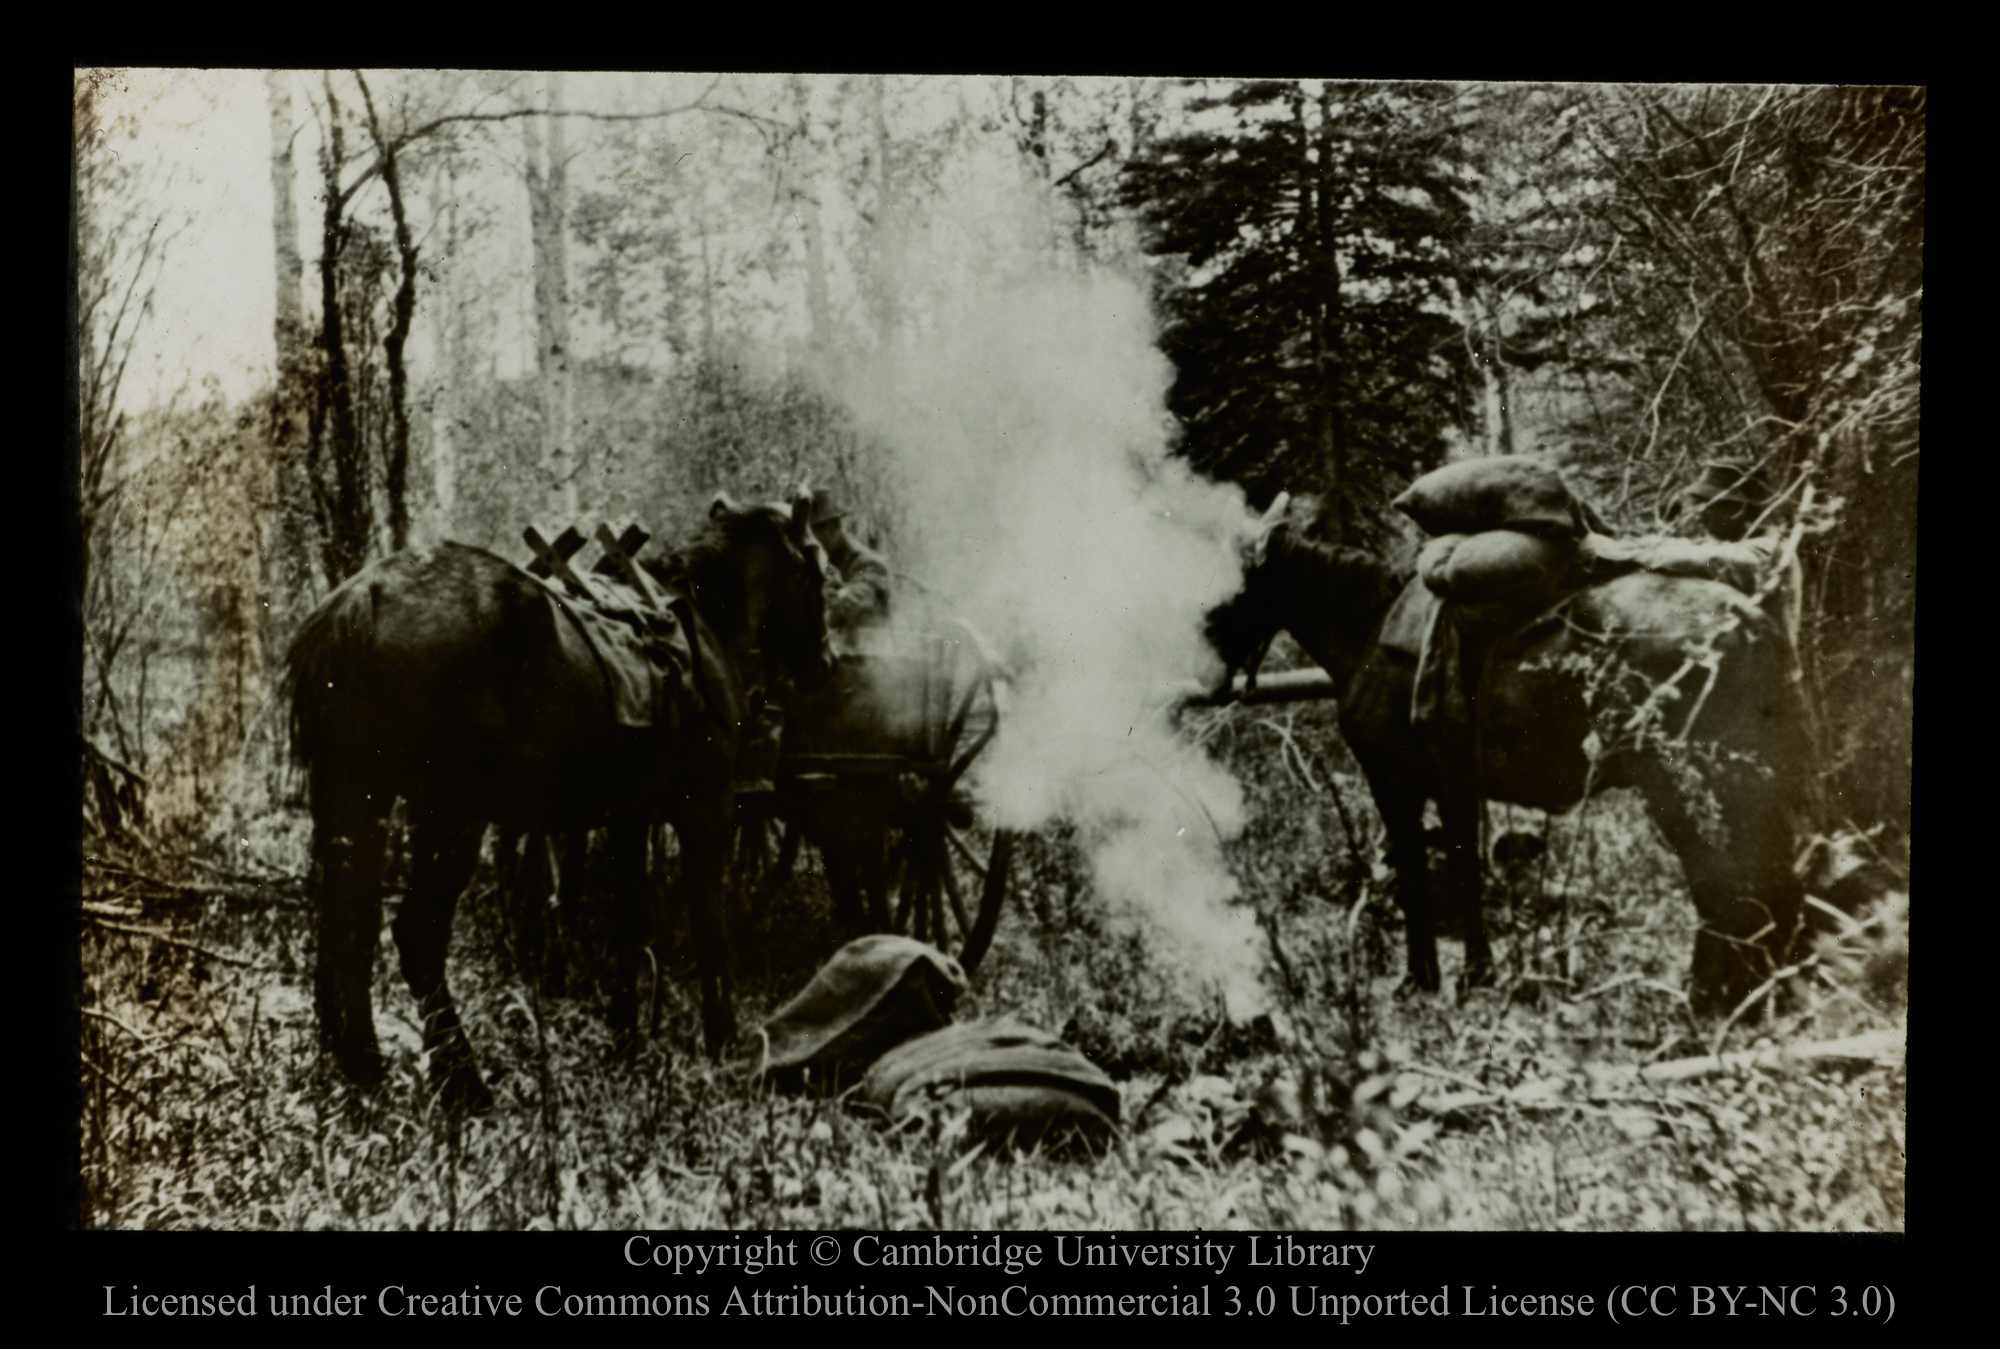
878,790,1015,978
873,623,1014,977
725,784,802,923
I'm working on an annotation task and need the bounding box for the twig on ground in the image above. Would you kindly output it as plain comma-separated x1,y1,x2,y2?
83,919,254,966
1414,1029,1902,1118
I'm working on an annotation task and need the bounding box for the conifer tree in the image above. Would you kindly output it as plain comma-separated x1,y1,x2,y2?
1121,80,1476,545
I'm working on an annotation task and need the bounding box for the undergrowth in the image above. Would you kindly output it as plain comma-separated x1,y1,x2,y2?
76,656,1905,1231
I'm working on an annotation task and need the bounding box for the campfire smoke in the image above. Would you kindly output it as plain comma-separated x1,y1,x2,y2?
826,181,1268,1017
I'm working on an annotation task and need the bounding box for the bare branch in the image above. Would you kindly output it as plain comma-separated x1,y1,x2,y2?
1054,138,1116,189
331,77,776,206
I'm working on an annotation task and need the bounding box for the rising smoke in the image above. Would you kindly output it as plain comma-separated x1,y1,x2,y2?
826,174,1270,1017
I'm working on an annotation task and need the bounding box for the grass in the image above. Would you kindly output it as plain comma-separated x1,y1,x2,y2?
75,649,1905,1231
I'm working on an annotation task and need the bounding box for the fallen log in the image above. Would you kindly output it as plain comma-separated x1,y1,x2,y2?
1602,1028,1904,1089
1417,1028,1904,1116
1170,668,1342,707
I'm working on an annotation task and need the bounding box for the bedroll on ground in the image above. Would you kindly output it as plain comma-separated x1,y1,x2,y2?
858,1021,1120,1151
757,935,967,1090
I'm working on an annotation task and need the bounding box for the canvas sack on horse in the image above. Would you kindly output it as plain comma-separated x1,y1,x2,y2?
1417,529,1581,616
1412,530,1584,728
857,1021,1120,1150
1399,464,1596,732
758,935,968,1089
1392,456,1600,539
1580,533,1775,598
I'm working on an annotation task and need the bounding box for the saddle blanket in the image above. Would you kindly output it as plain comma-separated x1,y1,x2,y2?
535,574,745,734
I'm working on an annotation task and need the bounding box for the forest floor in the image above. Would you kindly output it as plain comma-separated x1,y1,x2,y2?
76,643,1905,1233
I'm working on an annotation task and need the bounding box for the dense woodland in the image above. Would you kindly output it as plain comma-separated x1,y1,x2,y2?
75,75,1918,850
71,74,1913,1232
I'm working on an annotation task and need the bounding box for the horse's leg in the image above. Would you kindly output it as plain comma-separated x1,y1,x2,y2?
311,802,387,1086
1632,755,1803,1018
500,829,557,996
818,831,875,935
1356,759,1440,994
1436,776,1494,991
1342,649,1444,995
679,803,739,1056
545,829,590,998
605,822,651,1050
391,815,491,1114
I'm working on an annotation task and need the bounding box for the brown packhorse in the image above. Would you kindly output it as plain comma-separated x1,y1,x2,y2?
1206,521,1808,1016
284,496,833,1111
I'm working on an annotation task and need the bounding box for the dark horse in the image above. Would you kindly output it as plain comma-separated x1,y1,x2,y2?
283,495,833,1110
1206,522,1808,1016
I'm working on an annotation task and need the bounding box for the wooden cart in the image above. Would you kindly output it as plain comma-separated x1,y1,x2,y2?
732,616,1015,978
525,521,1016,979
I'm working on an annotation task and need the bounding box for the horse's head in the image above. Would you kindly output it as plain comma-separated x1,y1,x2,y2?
710,490,836,695
1201,492,1294,696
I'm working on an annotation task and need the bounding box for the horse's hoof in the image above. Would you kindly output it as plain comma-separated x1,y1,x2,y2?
1457,960,1496,995
1394,973,1439,999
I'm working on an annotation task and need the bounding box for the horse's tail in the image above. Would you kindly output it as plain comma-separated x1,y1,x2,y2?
280,574,379,802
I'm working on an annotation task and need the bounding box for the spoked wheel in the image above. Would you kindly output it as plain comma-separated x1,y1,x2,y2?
769,619,1016,977
724,785,801,918
879,803,1014,978
873,622,1012,975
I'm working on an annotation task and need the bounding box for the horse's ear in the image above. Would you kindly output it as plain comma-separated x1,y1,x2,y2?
710,491,737,521
788,490,813,542
1251,491,1291,567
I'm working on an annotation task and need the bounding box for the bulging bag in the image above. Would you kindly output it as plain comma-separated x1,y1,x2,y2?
758,935,968,1090
1418,529,1578,612
1394,458,1592,539
857,1021,1120,1150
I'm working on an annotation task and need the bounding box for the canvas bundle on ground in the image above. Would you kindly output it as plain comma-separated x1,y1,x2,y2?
758,935,968,1090
1392,456,1601,539
857,1021,1120,1149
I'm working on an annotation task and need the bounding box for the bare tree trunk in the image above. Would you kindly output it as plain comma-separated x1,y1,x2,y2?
238,71,315,801
427,159,462,532
1014,80,1064,259
868,74,896,347
312,75,369,585
525,74,577,526
786,77,833,363
267,72,308,436
1305,83,1348,542
1127,78,1151,160
1021,82,1049,177
357,73,417,553
1460,280,1514,458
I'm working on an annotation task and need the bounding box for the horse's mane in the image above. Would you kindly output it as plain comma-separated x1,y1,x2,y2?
1270,527,1406,625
